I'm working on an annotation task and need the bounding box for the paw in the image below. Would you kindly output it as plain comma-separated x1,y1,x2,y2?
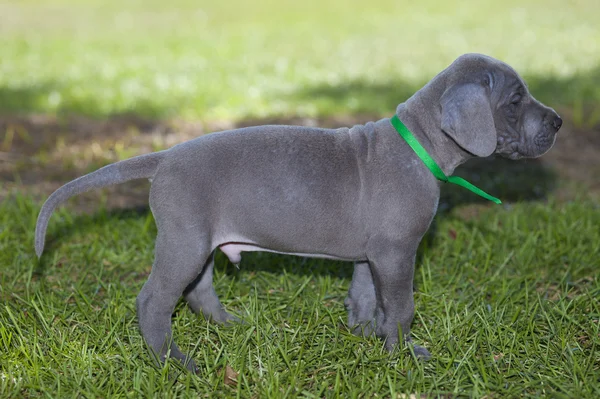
345,298,376,337
212,310,240,325
181,357,200,374
410,344,432,361
349,320,376,337
157,350,200,374
202,309,240,325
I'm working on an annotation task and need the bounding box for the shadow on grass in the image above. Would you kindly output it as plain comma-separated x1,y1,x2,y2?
444,156,558,207
0,83,174,161
0,82,170,119
2,63,599,123
525,67,600,113
289,65,600,117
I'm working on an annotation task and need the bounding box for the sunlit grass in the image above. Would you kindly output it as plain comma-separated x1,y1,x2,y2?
1,0,599,120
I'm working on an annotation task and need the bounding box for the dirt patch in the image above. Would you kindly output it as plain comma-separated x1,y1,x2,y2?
1,112,599,212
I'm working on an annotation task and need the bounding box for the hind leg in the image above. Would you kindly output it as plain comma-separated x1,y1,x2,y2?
136,228,208,373
184,253,238,324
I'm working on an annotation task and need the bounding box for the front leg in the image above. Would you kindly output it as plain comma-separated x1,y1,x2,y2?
367,235,431,359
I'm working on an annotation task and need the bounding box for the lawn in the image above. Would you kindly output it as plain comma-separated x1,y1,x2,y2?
1,0,600,397
1,0,600,120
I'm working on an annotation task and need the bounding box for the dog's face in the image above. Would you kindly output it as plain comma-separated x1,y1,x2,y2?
491,65,562,160
437,54,562,160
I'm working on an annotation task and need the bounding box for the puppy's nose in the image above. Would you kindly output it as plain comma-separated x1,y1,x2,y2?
552,115,563,131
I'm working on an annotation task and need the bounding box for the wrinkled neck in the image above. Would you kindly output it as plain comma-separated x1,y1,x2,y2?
395,102,472,176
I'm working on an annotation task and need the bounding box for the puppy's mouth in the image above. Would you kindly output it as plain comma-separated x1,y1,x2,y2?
496,129,557,160
504,151,523,160
496,131,524,159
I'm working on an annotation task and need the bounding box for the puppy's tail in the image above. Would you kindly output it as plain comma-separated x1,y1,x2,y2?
34,151,166,258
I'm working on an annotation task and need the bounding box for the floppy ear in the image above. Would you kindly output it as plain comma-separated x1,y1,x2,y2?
440,83,497,157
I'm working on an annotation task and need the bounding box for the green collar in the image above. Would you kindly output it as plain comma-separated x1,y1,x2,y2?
390,114,502,204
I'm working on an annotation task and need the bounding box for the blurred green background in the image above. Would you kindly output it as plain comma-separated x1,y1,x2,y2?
1,0,599,121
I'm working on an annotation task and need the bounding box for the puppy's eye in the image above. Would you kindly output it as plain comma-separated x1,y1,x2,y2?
510,94,522,105
506,93,522,120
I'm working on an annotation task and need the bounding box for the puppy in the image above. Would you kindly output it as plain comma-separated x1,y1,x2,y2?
35,53,561,372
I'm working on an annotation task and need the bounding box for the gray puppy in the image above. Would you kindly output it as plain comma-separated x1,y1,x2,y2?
35,53,562,372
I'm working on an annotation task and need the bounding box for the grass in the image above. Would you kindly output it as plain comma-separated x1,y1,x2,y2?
1,0,600,121
1,195,599,397
1,0,600,397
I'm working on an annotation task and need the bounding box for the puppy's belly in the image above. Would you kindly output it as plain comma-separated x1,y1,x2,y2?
218,242,362,264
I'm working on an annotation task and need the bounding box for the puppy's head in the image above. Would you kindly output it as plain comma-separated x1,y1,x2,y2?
438,53,562,159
